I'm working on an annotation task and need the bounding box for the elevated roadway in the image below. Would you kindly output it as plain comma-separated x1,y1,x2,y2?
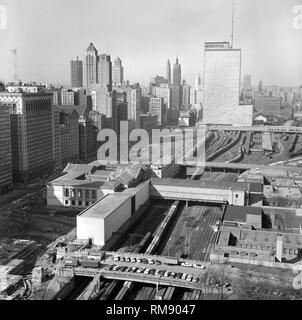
204,125,302,133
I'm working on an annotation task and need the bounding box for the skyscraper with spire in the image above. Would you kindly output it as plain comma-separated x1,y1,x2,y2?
166,59,171,85
84,43,98,87
172,58,181,86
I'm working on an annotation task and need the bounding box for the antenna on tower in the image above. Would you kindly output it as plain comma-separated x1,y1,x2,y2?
231,0,235,48
11,49,18,84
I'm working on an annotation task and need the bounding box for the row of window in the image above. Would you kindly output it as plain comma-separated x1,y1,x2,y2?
239,244,298,255
64,199,94,207
64,188,97,199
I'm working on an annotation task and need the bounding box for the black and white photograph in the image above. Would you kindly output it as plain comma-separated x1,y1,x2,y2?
0,0,302,309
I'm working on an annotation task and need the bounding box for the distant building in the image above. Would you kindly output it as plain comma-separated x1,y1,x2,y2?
0,92,54,184
166,59,171,85
170,85,181,110
181,80,190,109
70,56,83,88
0,104,13,193
254,95,281,116
141,96,151,113
258,80,264,94
58,106,80,167
172,58,181,86
140,114,158,132
154,86,171,109
84,43,98,87
61,89,77,106
202,42,253,126
127,84,141,129
112,57,124,86
149,97,165,125
98,54,112,92
243,74,252,90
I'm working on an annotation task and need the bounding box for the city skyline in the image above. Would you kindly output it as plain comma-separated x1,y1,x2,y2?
0,0,301,87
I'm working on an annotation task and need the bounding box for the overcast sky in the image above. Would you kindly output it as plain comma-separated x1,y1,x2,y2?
0,0,301,87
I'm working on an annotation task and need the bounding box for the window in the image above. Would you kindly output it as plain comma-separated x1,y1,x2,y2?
235,194,239,199
91,190,97,199
289,249,293,254
283,248,287,254
65,200,69,205
85,190,90,199
86,201,89,207
79,201,82,206
71,200,75,206
65,189,69,197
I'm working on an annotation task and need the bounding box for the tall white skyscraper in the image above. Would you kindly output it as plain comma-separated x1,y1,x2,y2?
202,42,252,126
84,43,98,87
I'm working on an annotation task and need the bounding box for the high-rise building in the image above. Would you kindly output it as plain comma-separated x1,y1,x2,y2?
71,56,83,88
170,85,181,110
258,80,264,94
61,89,76,106
154,86,171,109
254,95,281,116
202,42,253,126
98,54,112,91
0,92,54,183
181,80,190,110
84,43,98,87
172,58,181,86
127,84,141,129
166,59,171,85
149,97,165,126
58,106,80,167
112,57,124,86
0,104,13,193
243,74,252,90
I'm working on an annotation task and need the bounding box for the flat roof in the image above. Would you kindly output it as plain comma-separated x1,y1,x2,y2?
224,205,262,223
78,193,132,219
151,178,249,191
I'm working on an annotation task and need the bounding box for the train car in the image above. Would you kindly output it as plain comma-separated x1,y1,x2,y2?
79,258,100,268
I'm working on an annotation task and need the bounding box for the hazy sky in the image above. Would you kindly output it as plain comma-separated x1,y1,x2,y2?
1,0,301,87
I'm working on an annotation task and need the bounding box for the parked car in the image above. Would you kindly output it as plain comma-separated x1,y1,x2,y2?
155,260,161,265
186,275,193,282
181,262,193,268
192,277,198,283
144,268,150,275
130,257,136,263
164,271,171,277
114,256,120,262
181,273,187,280
148,259,154,264
193,264,205,269
125,257,131,262
149,269,156,275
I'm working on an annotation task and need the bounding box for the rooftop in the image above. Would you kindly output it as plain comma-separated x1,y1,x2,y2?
224,205,262,224
78,193,131,219
151,178,250,191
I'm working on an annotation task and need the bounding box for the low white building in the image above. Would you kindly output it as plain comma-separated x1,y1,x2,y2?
77,193,132,246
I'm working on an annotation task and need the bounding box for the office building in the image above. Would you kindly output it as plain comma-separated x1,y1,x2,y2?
84,43,98,87
0,104,13,193
181,80,190,109
70,56,83,88
149,97,165,125
98,54,112,91
61,89,77,106
202,42,253,126
154,86,171,109
254,95,281,116
140,114,158,132
172,58,181,86
166,59,171,85
0,92,54,183
170,85,181,110
112,57,124,86
243,74,252,90
58,106,80,167
127,84,141,129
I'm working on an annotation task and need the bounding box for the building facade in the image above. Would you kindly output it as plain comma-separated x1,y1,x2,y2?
149,97,165,126
70,56,83,88
98,54,112,92
0,104,13,193
84,43,98,87
0,92,54,183
112,57,124,86
203,42,253,126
